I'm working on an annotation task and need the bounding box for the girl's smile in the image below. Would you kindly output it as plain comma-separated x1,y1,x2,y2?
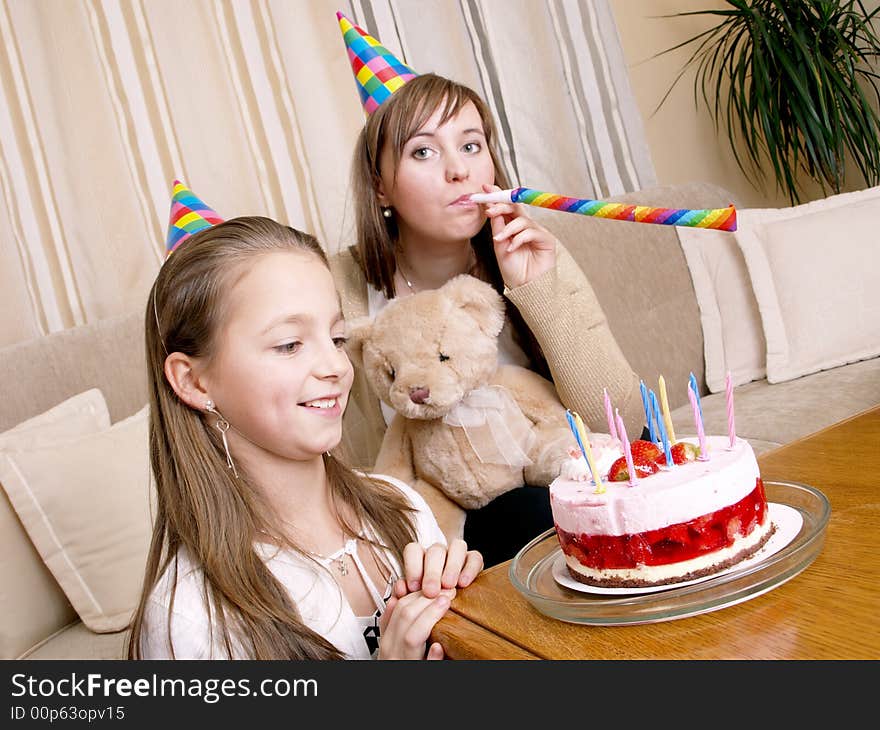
298,395,344,417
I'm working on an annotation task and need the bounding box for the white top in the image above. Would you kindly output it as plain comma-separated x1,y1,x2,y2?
139,475,446,660
367,284,529,426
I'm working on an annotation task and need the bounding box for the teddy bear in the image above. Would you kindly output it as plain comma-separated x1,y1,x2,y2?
345,274,577,542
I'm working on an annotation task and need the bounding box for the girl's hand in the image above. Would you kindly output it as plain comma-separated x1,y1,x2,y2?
398,539,484,599
377,589,455,660
481,183,558,289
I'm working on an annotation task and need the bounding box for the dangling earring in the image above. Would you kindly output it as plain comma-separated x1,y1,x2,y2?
204,400,238,479
382,207,392,219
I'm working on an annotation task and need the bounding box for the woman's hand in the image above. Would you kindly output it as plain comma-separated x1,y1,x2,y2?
377,588,455,660
399,539,484,599
480,183,558,289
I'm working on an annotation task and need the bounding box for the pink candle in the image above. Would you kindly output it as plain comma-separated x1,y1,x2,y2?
725,370,736,449
604,388,618,440
615,409,637,486
688,383,709,461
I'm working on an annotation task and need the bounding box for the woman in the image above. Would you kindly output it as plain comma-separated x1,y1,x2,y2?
330,15,642,564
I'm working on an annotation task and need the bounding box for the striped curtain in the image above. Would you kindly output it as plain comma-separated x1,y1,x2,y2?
0,0,654,347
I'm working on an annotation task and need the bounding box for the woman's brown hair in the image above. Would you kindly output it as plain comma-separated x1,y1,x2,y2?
350,73,550,379
128,216,417,659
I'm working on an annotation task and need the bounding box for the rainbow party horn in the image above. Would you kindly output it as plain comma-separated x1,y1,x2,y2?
470,187,737,231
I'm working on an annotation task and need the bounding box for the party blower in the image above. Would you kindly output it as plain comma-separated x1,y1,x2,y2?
470,186,737,231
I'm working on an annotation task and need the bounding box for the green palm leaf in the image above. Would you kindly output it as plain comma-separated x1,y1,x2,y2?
652,0,880,203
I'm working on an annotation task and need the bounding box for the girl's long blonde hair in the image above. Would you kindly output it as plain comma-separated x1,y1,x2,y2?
351,73,549,379
128,217,417,660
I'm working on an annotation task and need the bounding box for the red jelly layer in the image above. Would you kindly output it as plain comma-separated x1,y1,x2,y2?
556,478,768,569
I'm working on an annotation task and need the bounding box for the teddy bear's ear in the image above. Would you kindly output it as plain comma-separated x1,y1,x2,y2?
441,274,505,337
344,316,373,370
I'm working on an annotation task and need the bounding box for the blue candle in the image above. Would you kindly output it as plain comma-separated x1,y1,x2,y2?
639,380,655,442
565,410,603,490
651,390,674,468
648,388,663,445
565,410,590,472
689,372,703,419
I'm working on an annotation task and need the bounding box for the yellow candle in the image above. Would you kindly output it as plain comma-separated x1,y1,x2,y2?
573,412,605,494
658,375,677,444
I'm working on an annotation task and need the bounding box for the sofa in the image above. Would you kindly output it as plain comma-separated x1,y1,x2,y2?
2,181,878,660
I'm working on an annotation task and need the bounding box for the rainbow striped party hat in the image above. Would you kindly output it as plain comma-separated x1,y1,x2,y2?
337,11,418,116
165,179,224,257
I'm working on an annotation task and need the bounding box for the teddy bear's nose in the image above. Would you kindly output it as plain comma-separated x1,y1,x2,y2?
409,386,430,404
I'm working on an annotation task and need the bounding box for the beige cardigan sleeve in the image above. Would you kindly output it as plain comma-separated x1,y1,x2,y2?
503,242,645,439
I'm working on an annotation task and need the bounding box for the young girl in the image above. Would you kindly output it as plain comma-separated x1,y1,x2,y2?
330,16,644,564
128,215,482,660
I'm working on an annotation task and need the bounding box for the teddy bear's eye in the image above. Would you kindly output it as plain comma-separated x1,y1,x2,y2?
387,365,395,379
439,353,450,362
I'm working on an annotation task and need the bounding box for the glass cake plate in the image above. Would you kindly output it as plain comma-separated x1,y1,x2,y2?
508,480,830,626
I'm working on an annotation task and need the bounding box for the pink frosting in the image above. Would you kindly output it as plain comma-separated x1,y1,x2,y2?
551,436,759,536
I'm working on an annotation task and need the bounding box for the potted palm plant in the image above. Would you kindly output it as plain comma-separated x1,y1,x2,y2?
655,0,880,203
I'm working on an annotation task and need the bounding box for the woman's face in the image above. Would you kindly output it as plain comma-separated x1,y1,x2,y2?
377,100,496,247
199,250,353,465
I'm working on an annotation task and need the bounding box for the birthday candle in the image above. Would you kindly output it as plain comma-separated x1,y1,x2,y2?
639,380,655,442
565,410,598,489
572,411,605,494
689,372,703,420
658,375,677,444
688,383,710,460
726,370,736,449
603,388,618,440
648,388,663,446
615,409,637,487
651,390,674,468
470,187,737,231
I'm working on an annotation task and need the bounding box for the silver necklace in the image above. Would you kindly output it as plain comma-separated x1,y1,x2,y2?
329,549,349,576
276,521,350,575
313,531,350,576
397,250,477,296
396,255,417,295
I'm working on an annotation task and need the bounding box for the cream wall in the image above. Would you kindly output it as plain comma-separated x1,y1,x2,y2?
610,0,877,208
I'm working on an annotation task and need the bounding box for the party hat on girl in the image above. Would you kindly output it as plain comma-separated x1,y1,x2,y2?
165,179,224,257
336,11,418,116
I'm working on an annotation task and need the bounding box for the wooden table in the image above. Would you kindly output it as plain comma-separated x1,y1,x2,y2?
431,405,880,659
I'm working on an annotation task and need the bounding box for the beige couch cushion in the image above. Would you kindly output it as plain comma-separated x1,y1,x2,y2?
0,389,109,659
0,405,153,635
677,225,766,393
736,186,880,384
0,310,146,432
22,622,129,660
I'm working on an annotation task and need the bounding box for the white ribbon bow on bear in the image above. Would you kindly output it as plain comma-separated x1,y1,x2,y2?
442,385,535,468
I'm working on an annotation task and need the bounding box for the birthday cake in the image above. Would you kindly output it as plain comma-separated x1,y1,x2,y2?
549,435,775,588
